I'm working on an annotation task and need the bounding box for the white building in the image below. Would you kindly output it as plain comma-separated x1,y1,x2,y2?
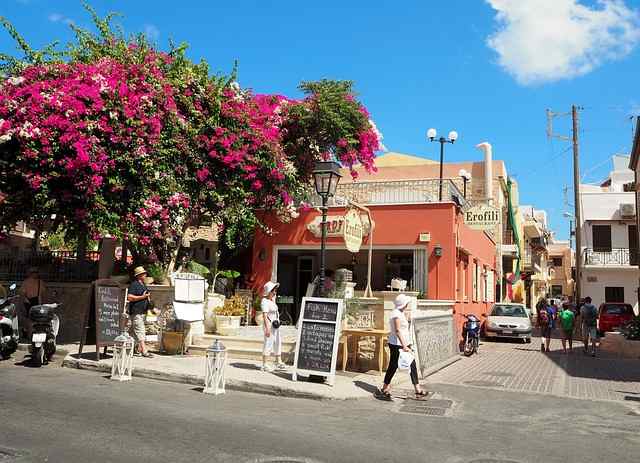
579,155,638,312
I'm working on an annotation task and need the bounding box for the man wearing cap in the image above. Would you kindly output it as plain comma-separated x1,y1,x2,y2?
127,266,153,358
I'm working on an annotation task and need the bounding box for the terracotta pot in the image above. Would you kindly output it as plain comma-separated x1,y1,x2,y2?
161,331,184,355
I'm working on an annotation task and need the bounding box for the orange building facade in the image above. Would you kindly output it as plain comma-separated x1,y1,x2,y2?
250,200,498,335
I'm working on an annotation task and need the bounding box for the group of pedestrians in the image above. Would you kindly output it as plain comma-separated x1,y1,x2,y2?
536,296,599,356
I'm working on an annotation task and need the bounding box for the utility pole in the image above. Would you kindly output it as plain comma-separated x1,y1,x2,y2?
547,107,582,304
572,105,583,305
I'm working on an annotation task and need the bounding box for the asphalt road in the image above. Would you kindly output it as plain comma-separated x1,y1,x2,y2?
1,351,639,463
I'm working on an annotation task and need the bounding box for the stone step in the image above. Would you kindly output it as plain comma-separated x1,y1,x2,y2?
189,334,296,362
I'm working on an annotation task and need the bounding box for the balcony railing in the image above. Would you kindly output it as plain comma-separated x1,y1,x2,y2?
583,248,639,266
310,178,468,208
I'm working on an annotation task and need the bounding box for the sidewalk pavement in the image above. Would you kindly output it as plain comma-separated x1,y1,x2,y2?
61,344,414,401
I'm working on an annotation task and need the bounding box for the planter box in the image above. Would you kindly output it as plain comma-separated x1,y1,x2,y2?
215,315,242,336
204,293,225,333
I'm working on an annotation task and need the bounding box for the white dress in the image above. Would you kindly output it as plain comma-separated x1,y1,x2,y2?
261,297,281,355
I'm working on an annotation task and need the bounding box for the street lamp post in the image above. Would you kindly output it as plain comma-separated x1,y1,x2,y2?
458,168,471,198
427,128,458,201
313,160,342,297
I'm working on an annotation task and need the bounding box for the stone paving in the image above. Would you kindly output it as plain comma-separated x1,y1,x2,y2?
427,340,640,402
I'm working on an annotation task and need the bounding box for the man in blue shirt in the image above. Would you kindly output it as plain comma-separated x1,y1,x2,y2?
127,266,152,358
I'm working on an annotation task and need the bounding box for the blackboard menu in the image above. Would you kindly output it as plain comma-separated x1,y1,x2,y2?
296,321,336,373
304,300,339,322
292,297,343,385
95,284,123,345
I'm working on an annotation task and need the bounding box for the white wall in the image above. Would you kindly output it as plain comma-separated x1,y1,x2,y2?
582,221,635,249
581,268,638,314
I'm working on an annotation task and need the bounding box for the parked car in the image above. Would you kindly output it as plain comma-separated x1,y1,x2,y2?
484,303,532,343
598,303,634,336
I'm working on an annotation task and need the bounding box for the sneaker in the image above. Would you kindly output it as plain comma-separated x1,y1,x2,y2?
591,351,596,357
540,344,545,352
142,352,154,358
275,363,287,371
261,364,274,372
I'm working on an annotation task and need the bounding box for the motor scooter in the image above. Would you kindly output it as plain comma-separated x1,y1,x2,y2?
0,283,19,360
28,303,61,367
462,313,480,357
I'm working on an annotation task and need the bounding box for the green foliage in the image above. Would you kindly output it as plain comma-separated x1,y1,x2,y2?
146,263,167,283
186,260,211,278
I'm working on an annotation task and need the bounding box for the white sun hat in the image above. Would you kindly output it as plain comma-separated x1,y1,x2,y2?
263,281,280,296
394,294,412,310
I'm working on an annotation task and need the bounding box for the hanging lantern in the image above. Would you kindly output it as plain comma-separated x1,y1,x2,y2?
111,331,135,381
204,339,227,395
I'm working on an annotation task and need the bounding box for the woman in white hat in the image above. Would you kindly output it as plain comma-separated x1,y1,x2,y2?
377,294,426,400
261,281,287,372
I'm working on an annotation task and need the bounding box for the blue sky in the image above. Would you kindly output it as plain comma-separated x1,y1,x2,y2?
3,0,640,240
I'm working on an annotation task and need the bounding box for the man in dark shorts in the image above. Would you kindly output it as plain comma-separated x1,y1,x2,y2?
127,266,152,358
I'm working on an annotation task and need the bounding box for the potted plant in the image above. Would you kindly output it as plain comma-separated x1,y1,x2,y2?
215,295,246,336
146,263,168,285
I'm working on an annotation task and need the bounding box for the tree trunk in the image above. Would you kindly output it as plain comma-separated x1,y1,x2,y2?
166,219,193,277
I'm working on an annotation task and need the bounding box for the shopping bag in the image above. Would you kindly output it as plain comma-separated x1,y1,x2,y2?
398,350,414,370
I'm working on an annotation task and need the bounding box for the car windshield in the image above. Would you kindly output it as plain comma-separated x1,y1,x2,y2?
490,305,527,317
603,304,632,315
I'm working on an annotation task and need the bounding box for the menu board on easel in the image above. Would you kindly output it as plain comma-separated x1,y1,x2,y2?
79,279,126,360
292,297,343,386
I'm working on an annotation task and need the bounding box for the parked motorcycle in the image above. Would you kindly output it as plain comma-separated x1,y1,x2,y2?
28,303,61,367
0,283,19,360
462,314,480,357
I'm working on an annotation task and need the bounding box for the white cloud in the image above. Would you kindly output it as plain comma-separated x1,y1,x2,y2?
144,24,160,41
48,13,74,26
486,0,640,85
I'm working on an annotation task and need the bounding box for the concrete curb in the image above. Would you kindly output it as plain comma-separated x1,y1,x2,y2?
61,354,343,401
18,343,71,358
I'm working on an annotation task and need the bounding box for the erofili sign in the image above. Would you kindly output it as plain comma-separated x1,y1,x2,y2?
343,209,364,253
464,204,500,230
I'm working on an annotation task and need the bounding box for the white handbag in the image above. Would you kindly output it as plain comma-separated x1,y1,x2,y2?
398,350,414,370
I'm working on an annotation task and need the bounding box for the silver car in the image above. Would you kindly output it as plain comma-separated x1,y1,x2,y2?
484,303,532,343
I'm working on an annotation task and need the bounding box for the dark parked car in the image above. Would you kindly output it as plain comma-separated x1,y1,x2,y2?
598,303,634,335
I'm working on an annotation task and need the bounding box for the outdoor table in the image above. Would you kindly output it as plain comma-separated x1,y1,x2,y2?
340,328,389,375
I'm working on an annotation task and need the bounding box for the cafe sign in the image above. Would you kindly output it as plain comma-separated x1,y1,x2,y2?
343,209,364,253
464,204,500,230
306,213,371,240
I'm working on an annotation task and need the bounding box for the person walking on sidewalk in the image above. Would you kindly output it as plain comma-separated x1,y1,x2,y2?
580,296,599,357
376,294,426,400
559,304,576,354
538,299,555,352
261,281,287,372
127,266,153,358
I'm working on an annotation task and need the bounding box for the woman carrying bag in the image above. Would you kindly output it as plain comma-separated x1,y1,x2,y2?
377,294,426,400
261,281,287,372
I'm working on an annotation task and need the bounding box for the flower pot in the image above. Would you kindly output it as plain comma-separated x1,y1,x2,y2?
215,315,242,336
254,311,264,326
160,330,184,355
204,293,225,333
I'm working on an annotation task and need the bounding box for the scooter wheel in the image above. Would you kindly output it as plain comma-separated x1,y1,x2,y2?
33,346,44,367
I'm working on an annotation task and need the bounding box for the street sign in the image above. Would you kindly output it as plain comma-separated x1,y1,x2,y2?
464,204,500,230
343,209,363,253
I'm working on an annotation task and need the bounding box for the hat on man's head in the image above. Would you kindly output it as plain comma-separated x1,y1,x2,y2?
133,266,147,277
394,294,412,310
263,281,280,296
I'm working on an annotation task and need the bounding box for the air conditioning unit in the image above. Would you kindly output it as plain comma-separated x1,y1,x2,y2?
620,203,636,218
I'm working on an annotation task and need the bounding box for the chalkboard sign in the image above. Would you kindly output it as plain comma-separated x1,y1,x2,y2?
292,297,343,386
297,321,336,372
96,284,123,345
304,300,339,322
79,279,126,360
